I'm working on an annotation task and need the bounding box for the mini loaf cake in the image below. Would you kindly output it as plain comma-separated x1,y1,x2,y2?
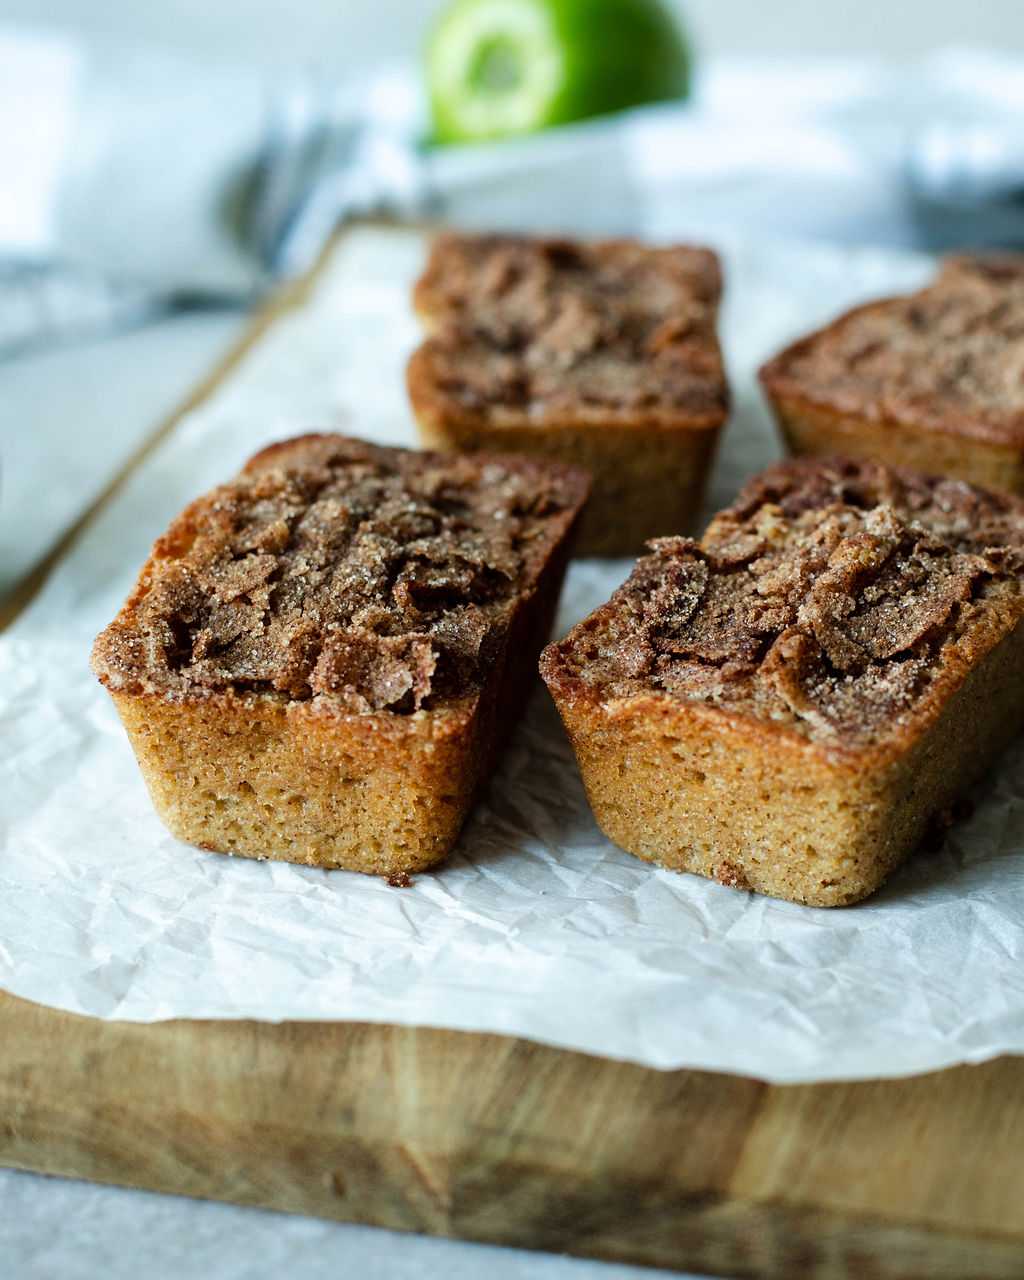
760,254,1024,493
541,456,1024,907
92,434,588,874
407,233,730,557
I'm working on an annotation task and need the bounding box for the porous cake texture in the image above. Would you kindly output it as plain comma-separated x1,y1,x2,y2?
92,434,588,874
407,233,730,556
761,254,1024,493
541,456,1024,906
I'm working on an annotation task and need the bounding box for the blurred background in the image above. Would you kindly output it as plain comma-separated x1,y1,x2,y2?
3,0,1024,62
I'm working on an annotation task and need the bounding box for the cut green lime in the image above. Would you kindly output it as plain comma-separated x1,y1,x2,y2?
426,0,692,145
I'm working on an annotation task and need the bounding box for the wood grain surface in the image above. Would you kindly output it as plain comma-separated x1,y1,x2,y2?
2,225,1023,1279
1,990,1023,1279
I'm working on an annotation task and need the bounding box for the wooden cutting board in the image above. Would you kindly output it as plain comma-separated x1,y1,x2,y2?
2,230,1023,1280
2,992,1023,1279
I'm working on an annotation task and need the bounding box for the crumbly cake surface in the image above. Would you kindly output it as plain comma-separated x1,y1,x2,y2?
408,233,729,556
541,457,1024,906
558,456,1024,752
761,255,1024,446
94,434,582,711
411,234,727,427
92,434,588,874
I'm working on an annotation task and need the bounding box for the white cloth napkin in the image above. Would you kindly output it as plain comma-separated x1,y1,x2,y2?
0,26,423,350
3,30,1024,353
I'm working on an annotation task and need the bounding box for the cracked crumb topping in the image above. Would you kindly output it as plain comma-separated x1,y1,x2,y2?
761,254,1024,441
546,457,1024,746
92,434,586,712
410,233,728,426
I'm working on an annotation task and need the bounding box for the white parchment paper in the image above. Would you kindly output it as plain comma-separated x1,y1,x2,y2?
3,226,1024,1084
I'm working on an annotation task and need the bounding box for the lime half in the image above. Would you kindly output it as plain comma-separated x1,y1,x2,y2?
427,0,692,145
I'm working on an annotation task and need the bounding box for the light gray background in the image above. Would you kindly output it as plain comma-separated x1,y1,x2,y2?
0,0,1022,64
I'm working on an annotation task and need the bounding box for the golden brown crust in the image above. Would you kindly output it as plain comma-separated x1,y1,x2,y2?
107,688,482,874
407,233,730,556
93,433,587,873
543,627,1024,906
765,392,1024,495
410,405,720,558
541,456,1024,906
760,254,1024,484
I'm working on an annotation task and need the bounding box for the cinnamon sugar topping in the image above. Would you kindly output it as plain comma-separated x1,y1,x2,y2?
413,234,728,423
91,435,584,711
563,457,1024,744
764,255,1024,439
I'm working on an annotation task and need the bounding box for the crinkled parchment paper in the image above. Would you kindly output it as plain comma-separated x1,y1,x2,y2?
3,227,1023,1084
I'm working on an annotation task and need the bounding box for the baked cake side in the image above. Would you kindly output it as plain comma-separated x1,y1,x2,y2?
760,254,1024,493
541,456,1024,906
407,233,730,557
92,434,588,874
